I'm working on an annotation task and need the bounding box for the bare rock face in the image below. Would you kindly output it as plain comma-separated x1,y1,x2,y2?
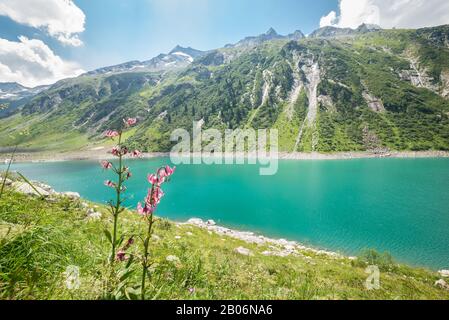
399,51,439,94
440,70,449,99
362,92,385,112
318,95,336,113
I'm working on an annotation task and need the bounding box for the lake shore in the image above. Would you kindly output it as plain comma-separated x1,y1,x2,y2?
1,148,449,163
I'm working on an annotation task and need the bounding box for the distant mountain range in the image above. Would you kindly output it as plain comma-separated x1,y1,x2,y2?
0,83,49,117
86,45,207,76
1,24,448,153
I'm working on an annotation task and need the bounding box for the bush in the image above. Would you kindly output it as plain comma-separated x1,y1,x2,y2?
352,249,396,271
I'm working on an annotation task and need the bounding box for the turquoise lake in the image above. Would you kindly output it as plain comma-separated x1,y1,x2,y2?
3,158,449,270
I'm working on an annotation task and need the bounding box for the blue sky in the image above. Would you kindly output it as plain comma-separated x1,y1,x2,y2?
0,0,338,72
1,0,447,87
75,0,338,70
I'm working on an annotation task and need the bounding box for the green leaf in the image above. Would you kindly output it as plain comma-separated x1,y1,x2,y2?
16,172,43,197
125,255,134,269
116,235,124,247
119,269,134,282
103,229,112,244
125,287,140,300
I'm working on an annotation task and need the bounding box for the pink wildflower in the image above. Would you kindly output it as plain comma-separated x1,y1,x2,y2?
100,160,112,170
111,146,128,157
147,174,158,185
111,146,120,156
116,250,127,262
105,130,119,138
124,118,137,126
165,165,176,176
104,180,116,188
131,150,142,158
137,202,155,216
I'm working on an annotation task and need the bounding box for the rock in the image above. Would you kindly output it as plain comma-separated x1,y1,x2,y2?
235,247,253,256
37,183,55,193
2,178,12,186
151,234,161,241
186,232,193,236
175,235,182,240
62,192,80,200
187,218,204,226
207,219,216,226
166,255,180,263
87,211,102,221
438,270,449,278
12,182,50,197
435,279,449,291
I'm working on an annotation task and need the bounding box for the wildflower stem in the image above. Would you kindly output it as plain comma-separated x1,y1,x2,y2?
111,133,123,266
141,215,154,300
0,145,17,199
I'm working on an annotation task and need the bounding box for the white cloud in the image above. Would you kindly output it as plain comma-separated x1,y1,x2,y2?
320,11,338,28
0,0,85,46
0,36,84,87
320,0,449,29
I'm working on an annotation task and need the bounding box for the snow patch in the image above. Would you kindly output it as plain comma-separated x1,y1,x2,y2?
172,51,194,63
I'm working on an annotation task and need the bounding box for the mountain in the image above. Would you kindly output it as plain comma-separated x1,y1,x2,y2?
0,82,48,100
87,46,206,76
226,28,305,48
287,30,306,40
169,45,205,60
1,25,449,153
228,28,285,48
0,82,49,118
310,23,382,38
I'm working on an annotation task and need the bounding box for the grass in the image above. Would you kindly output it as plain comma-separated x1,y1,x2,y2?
1,183,448,300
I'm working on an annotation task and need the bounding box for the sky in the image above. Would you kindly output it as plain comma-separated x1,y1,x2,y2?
0,0,448,88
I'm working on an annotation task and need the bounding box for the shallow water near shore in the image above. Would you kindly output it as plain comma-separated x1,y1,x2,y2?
3,157,449,270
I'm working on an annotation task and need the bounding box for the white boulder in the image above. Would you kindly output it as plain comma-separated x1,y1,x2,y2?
12,182,50,197
166,255,180,263
435,279,449,291
62,192,81,200
438,270,449,278
187,218,204,226
235,246,253,256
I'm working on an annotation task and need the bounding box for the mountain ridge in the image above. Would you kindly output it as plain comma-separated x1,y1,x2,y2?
1,24,449,153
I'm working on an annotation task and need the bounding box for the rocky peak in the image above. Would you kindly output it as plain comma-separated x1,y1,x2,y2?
265,27,278,36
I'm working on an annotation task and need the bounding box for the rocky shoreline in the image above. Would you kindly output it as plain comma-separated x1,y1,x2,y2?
185,218,354,260
2,149,449,163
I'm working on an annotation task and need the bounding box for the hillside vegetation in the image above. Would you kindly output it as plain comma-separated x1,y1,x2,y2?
0,183,448,300
1,25,449,153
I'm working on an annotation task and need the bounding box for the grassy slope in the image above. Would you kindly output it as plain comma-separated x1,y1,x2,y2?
1,188,448,300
